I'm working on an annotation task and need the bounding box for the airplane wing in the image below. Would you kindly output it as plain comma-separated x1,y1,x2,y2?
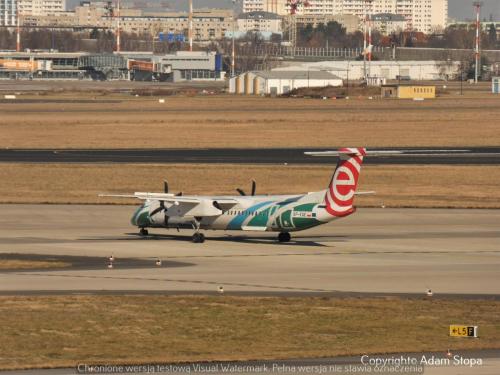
100,192,200,203
99,192,239,217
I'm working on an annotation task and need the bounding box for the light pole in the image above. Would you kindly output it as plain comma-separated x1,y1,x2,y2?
460,63,463,95
473,2,482,83
231,0,236,77
346,61,350,97
16,0,21,52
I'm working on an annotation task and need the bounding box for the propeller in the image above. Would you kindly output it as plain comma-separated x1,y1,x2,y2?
150,200,166,216
165,179,182,196
236,180,256,196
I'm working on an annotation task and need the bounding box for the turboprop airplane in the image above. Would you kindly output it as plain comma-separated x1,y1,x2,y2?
100,148,369,243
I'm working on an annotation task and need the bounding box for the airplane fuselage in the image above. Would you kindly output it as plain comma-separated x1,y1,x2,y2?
131,190,344,233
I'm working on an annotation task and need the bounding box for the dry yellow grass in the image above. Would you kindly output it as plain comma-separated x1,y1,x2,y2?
1,95,500,148
0,260,70,270
1,295,499,370
0,163,498,208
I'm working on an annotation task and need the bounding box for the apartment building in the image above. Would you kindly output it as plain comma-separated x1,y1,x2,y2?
237,11,282,34
371,12,405,34
18,4,233,41
18,0,65,16
1,0,16,26
242,0,447,33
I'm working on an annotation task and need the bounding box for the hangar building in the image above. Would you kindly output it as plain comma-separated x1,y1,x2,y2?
229,70,343,95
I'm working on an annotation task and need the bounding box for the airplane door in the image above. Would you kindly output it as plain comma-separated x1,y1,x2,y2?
279,210,294,229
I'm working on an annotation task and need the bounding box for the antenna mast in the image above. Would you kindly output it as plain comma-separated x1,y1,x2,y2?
473,2,482,83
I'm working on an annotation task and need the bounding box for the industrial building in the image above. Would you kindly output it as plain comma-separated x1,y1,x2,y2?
0,51,225,81
229,70,343,95
275,60,460,81
381,84,436,99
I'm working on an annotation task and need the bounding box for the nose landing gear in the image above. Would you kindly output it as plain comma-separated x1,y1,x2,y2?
140,228,149,236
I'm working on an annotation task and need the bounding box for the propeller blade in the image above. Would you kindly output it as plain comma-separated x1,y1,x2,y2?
149,200,166,216
236,188,246,196
251,179,256,196
164,180,169,194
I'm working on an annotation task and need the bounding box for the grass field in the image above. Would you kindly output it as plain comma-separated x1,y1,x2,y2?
1,295,499,370
1,95,500,149
0,163,498,208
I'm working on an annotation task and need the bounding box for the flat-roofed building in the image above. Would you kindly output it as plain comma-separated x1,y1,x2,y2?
294,13,360,33
230,69,343,95
16,4,233,41
237,11,281,34
242,0,448,33
18,0,65,16
1,0,17,26
371,13,405,35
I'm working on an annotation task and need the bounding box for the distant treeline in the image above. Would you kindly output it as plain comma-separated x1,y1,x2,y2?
0,29,184,53
297,21,499,50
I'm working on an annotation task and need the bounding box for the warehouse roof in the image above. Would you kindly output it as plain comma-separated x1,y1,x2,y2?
254,70,341,80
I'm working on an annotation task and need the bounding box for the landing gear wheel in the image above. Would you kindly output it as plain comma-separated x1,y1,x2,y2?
278,232,291,243
192,233,205,243
140,228,149,236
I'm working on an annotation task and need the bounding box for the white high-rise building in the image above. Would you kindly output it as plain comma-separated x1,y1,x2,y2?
18,0,65,16
241,0,448,33
1,0,17,26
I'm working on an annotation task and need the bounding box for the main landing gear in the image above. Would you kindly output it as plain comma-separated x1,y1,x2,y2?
140,228,149,236
278,232,291,243
192,232,205,243
191,218,205,243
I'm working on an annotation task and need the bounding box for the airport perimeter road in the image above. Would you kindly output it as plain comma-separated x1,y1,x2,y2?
1,147,500,164
1,205,499,296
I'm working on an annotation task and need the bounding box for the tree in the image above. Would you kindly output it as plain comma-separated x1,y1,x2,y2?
487,23,497,49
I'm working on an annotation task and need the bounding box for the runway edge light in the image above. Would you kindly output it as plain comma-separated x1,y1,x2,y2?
449,325,478,338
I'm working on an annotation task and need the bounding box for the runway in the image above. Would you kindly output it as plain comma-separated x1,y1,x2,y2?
1,205,499,296
1,147,500,164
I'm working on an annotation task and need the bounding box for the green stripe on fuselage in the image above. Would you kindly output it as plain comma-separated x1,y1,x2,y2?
291,203,320,230
293,203,316,212
292,217,321,230
247,206,271,227
131,205,151,227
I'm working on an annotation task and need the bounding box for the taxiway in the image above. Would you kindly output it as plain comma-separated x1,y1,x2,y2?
1,205,499,296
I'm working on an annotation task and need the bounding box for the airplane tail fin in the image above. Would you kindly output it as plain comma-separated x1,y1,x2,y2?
314,148,366,217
